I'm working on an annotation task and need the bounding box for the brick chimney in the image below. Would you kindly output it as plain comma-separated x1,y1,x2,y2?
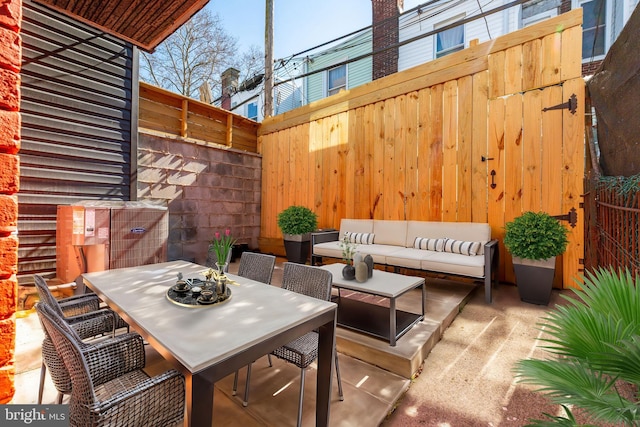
221,67,239,110
371,0,403,80
0,0,22,404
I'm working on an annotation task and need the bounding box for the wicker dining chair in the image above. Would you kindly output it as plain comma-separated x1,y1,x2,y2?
35,302,185,427
236,252,276,284
241,262,344,427
34,274,129,404
231,252,277,403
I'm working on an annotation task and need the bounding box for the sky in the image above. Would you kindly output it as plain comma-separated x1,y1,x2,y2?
206,0,375,60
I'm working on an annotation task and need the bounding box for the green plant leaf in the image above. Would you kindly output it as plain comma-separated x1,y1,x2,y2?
277,206,318,235
504,211,569,260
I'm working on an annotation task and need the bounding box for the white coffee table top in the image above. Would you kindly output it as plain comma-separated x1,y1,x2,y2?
319,263,425,298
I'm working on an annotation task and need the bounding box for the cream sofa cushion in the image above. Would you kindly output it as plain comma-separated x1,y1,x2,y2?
312,241,343,260
386,247,440,269
421,251,485,278
373,220,407,246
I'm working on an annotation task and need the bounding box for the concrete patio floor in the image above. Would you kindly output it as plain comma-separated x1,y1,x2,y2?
10,257,569,426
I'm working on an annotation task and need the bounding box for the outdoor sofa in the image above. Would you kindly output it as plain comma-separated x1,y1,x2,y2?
311,219,499,303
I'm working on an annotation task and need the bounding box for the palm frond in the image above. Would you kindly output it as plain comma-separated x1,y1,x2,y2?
514,267,640,426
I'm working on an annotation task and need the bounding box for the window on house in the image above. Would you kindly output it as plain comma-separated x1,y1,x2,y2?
581,0,606,59
521,10,557,27
327,65,346,96
247,102,258,121
435,21,464,58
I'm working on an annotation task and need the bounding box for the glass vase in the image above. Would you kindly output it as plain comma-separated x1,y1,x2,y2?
216,261,228,276
215,262,228,296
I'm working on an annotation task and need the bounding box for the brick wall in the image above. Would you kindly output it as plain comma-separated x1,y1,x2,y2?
0,0,21,404
138,134,262,265
582,59,602,76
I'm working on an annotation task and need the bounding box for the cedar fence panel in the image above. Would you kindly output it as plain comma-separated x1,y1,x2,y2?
138,82,259,152
259,10,585,287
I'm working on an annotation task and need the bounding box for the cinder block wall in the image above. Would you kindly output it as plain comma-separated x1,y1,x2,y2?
138,134,262,265
0,0,22,404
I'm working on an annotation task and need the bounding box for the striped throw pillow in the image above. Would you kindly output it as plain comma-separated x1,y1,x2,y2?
344,231,375,245
413,237,446,252
442,239,482,256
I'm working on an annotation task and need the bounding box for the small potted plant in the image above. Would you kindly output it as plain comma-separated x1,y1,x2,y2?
338,236,357,280
207,229,236,273
277,205,318,263
503,211,569,305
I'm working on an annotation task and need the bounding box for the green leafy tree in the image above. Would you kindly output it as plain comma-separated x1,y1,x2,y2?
514,268,640,426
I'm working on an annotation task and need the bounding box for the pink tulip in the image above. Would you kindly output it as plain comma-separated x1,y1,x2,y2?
225,229,231,236
215,232,220,240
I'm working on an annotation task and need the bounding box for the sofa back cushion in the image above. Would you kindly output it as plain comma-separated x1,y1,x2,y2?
339,219,374,240
373,220,407,246
406,221,491,247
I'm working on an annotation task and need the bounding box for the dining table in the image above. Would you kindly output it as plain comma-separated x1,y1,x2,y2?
82,260,338,426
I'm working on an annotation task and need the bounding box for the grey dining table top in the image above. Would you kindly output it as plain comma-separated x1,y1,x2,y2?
83,260,337,373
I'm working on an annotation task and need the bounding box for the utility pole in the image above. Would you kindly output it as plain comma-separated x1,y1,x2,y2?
264,0,274,118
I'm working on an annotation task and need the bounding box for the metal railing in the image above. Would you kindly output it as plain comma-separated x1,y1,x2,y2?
591,177,640,276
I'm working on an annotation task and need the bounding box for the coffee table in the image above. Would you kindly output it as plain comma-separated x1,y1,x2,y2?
319,263,425,346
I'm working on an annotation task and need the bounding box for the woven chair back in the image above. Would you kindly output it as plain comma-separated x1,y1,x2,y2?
237,252,276,284
36,303,96,423
281,263,332,301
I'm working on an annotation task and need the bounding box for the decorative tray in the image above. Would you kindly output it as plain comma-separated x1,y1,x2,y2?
166,278,232,308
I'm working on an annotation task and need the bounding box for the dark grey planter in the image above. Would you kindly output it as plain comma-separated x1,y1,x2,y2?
512,257,556,305
283,233,311,264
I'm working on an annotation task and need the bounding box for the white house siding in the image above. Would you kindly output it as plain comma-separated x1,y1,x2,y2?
274,79,303,115
398,0,522,72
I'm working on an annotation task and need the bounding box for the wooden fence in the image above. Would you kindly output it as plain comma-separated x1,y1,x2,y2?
138,82,259,152
258,10,585,288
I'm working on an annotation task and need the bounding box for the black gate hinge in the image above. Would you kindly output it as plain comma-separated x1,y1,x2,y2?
542,93,577,115
552,207,578,228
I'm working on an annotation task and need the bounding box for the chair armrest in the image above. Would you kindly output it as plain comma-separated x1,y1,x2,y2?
97,369,185,424
67,308,119,339
483,239,499,271
483,239,500,303
84,333,146,386
311,230,339,246
59,294,101,317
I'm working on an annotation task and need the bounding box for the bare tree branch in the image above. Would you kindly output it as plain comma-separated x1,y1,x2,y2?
139,9,262,101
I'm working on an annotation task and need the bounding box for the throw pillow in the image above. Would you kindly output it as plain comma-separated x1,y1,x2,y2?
442,239,482,256
344,231,375,245
413,237,445,252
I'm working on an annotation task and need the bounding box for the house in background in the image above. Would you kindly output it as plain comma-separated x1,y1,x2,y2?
217,58,306,122
305,29,373,104
224,0,638,121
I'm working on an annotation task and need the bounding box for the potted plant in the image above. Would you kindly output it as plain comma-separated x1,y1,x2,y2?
277,205,318,264
503,211,569,305
207,228,236,273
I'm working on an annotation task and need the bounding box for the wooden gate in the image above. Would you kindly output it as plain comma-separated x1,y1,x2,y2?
259,10,585,287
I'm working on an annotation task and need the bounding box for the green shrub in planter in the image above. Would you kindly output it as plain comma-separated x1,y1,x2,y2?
277,206,318,236
504,211,570,305
504,211,569,261
277,206,318,263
